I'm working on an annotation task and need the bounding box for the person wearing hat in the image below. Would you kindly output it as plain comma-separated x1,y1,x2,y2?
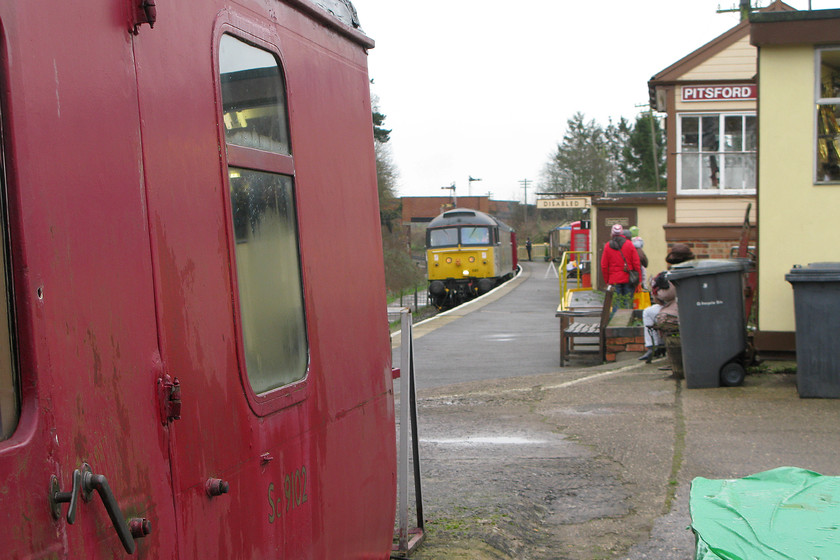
600,224,641,309
639,243,695,362
632,236,649,288
665,243,694,266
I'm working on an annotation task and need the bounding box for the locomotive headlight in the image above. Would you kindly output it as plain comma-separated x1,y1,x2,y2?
468,256,475,263
462,270,469,276
446,257,453,264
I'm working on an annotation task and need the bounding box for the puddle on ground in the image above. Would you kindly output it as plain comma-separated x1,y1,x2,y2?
421,436,547,445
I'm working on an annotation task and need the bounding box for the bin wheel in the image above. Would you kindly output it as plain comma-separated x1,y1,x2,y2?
720,362,746,387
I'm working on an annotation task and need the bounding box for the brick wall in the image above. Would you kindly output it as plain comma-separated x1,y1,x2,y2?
672,240,739,260
605,329,646,362
604,309,645,362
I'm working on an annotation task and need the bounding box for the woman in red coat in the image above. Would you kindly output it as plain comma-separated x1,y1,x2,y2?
600,224,641,308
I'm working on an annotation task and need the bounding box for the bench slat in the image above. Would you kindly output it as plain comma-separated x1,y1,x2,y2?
565,322,599,335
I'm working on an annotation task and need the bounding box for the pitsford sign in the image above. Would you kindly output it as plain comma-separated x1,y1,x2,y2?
682,84,756,102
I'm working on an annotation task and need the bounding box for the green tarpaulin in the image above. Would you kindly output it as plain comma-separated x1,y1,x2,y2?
690,467,840,560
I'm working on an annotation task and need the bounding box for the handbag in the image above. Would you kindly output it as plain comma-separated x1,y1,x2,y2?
619,250,640,286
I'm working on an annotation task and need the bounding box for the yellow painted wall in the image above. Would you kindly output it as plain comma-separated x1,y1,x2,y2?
637,205,669,277
591,204,668,283
758,45,840,333
675,197,756,224
682,36,757,82
675,99,755,112
675,36,757,113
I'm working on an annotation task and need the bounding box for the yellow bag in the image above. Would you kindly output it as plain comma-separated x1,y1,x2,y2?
633,290,651,310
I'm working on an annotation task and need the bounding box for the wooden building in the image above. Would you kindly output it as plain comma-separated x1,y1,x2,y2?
647,1,793,257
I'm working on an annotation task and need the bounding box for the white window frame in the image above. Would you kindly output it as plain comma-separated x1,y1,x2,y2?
815,46,840,184
676,112,757,195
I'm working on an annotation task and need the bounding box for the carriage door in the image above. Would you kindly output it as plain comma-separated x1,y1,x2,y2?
0,4,179,558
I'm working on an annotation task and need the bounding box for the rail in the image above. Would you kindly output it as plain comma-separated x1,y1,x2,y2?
557,250,593,311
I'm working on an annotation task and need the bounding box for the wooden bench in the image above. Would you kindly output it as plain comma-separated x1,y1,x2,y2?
555,286,614,367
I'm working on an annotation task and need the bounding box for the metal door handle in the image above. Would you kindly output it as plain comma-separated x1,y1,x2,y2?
50,469,82,523
49,463,151,554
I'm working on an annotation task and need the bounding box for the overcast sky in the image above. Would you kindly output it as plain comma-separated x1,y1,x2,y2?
349,0,832,202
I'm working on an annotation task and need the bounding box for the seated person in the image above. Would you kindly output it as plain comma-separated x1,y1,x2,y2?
639,244,694,362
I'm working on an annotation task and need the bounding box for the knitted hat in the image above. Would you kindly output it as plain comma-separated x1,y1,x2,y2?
666,243,695,264
632,236,644,249
610,224,623,236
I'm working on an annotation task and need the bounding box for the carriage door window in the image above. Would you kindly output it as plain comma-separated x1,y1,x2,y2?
0,108,18,441
219,34,308,395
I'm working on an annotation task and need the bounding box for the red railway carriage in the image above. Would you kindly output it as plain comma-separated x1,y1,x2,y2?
0,0,395,558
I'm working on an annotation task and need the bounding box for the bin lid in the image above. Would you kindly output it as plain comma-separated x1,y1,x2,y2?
786,262,840,283
666,258,750,282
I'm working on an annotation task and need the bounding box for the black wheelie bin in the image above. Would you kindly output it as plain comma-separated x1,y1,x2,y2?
666,259,751,389
785,263,840,398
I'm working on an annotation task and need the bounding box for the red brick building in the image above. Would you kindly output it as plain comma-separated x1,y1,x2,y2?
401,196,517,225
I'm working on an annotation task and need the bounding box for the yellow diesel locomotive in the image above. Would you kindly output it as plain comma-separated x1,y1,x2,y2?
426,209,518,309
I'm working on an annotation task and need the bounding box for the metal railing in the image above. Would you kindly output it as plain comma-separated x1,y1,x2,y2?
557,250,593,311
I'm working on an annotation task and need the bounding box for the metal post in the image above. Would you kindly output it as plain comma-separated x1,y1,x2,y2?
398,309,410,551
394,309,425,557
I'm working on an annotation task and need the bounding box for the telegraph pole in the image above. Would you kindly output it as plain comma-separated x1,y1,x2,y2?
519,178,531,222
636,102,661,190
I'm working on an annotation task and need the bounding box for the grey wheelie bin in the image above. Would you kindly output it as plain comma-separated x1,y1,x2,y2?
785,263,840,398
667,259,750,389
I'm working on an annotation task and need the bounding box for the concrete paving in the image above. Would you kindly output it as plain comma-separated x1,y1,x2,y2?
391,261,840,560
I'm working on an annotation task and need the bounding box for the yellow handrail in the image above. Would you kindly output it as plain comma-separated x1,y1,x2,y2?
558,250,593,311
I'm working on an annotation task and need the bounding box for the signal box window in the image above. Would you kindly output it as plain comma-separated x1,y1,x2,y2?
220,35,308,395
677,113,756,193
817,48,840,182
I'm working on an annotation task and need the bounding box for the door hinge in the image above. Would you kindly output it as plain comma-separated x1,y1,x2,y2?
157,374,181,424
132,0,157,35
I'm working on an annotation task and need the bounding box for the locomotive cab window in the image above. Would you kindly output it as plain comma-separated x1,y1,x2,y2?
219,34,308,396
429,227,459,248
460,227,490,246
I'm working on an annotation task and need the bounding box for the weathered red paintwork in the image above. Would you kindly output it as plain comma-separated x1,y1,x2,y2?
0,0,396,558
